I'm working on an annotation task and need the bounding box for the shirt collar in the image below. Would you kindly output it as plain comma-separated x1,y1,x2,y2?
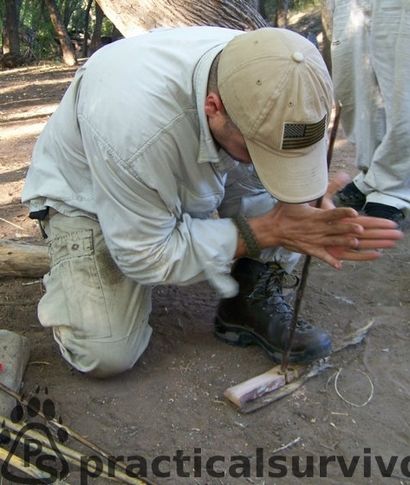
193,45,226,165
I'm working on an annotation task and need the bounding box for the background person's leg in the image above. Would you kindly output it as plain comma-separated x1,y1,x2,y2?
360,0,410,216
331,0,385,178
38,213,152,378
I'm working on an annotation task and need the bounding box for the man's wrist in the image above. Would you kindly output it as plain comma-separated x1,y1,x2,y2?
233,214,262,259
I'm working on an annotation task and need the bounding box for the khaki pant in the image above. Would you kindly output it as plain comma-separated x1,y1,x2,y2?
331,0,410,211
39,213,152,378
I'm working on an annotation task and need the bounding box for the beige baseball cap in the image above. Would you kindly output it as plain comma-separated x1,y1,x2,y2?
218,28,333,203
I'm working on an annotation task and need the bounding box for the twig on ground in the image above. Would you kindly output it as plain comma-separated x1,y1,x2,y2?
271,436,302,455
332,319,375,352
2,416,149,484
21,280,43,286
0,446,66,483
319,442,336,451
1,420,131,484
0,217,26,232
0,381,154,485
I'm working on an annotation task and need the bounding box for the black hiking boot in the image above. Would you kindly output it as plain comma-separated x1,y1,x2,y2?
333,182,366,211
364,202,405,226
215,258,332,364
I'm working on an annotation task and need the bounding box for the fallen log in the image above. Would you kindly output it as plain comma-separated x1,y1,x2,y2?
0,240,49,278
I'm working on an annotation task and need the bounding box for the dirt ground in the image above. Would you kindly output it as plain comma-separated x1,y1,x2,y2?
0,62,409,485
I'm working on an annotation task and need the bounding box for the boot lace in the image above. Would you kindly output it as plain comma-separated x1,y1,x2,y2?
247,264,310,328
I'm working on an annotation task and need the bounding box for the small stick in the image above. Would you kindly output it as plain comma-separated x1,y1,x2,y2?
0,381,111,459
271,436,302,455
3,425,82,479
0,217,26,232
333,319,375,352
2,420,136,484
22,280,43,286
0,382,154,485
281,102,343,373
0,446,62,483
281,255,312,374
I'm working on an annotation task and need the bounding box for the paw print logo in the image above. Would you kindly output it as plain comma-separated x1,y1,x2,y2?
0,387,69,484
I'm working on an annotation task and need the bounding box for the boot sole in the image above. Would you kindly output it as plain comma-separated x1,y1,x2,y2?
214,316,332,365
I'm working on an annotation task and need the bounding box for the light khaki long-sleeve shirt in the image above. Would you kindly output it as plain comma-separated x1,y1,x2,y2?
22,27,248,296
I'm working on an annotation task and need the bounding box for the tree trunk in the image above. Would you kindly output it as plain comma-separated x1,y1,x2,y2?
321,3,333,74
89,2,104,54
82,0,94,57
2,0,21,56
62,0,79,27
251,0,261,15
95,0,267,38
258,0,267,20
44,0,77,66
62,0,71,27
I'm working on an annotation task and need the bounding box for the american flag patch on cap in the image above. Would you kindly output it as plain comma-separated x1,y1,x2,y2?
281,115,327,150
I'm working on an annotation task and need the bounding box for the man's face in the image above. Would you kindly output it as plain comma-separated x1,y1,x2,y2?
205,92,252,164
211,115,252,164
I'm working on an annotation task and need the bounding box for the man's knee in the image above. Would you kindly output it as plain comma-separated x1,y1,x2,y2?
54,325,152,379
86,350,138,379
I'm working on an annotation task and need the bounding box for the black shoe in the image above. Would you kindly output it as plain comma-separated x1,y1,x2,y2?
364,202,405,226
215,258,332,364
333,182,366,211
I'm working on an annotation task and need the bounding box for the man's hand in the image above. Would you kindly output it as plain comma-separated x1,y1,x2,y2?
318,172,403,264
325,215,402,264
236,172,403,268
247,203,363,268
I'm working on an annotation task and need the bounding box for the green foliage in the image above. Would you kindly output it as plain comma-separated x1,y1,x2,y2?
260,0,322,26
0,0,4,26
1,0,115,61
292,0,322,8
101,15,115,36
18,0,57,59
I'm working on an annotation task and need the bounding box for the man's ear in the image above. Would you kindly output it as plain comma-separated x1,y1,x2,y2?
204,92,225,118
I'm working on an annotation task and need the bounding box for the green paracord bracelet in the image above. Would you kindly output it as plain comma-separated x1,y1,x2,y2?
233,214,261,259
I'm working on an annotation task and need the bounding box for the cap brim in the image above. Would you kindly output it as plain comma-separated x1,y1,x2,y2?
245,138,328,203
